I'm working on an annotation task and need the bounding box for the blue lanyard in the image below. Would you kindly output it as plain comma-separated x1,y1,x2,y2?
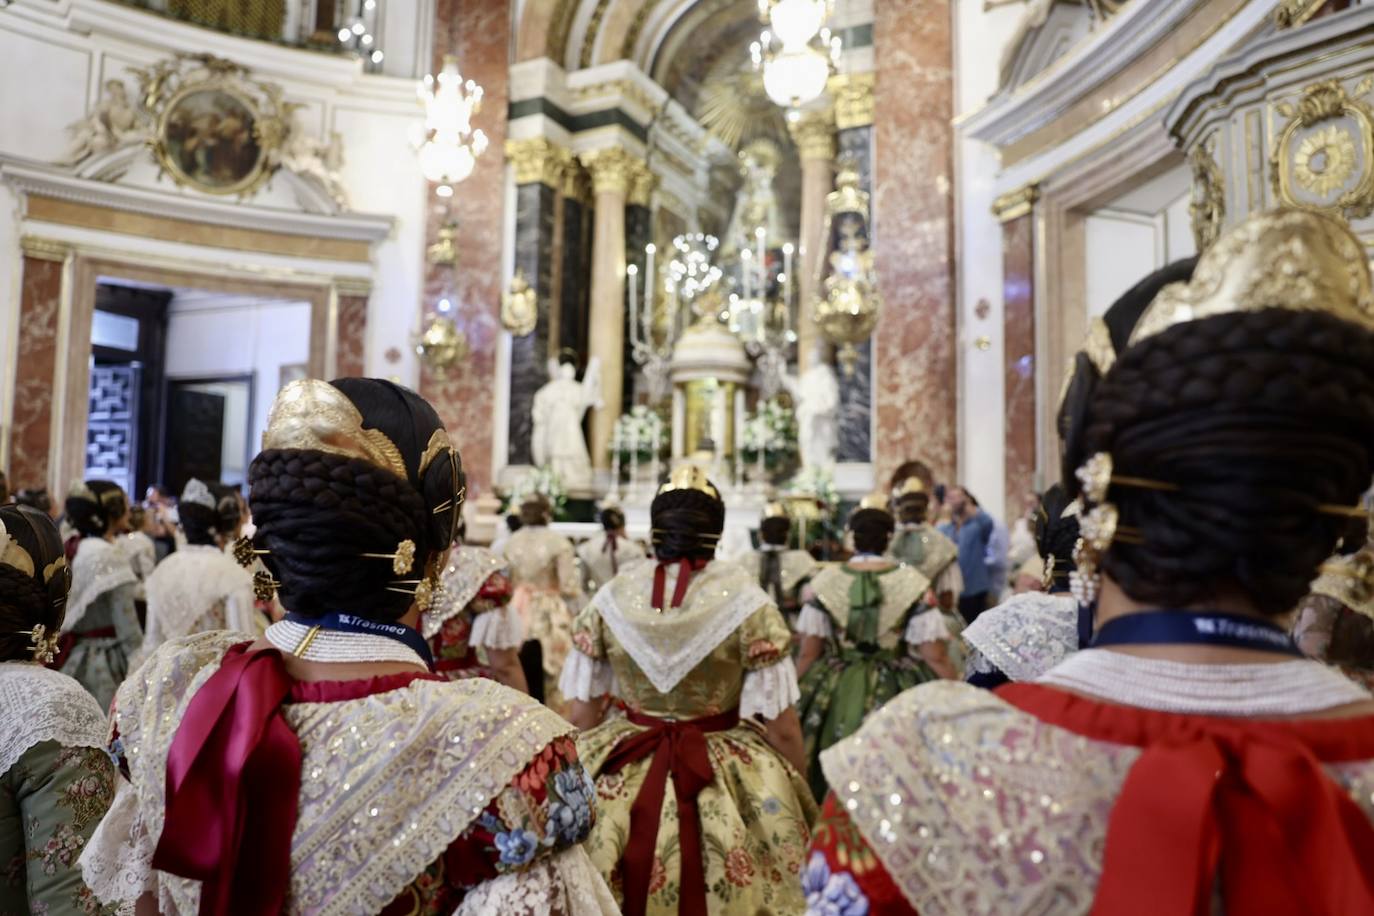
1090,610,1300,657
284,611,435,670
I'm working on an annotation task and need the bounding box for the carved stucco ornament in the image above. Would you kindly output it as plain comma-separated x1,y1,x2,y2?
1270,77,1374,221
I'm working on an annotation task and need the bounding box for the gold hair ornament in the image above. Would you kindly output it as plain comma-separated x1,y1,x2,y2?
362,539,417,576
387,575,441,611
19,624,61,665
0,519,34,578
1311,551,1374,619
656,465,721,501
763,501,789,521
232,537,270,569
262,379,409,482
253,571,281,602
1129,208,1374,348
895,477,926,498
857,491,892,513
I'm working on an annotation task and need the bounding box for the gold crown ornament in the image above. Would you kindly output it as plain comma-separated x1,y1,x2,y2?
657,465,721,501
262,379,409,481
857,491,892,513
1130,208,1374,348
763,501,789,521
895,477,926,497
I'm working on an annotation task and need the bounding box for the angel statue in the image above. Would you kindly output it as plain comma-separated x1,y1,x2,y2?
783,349,840,469
531,356,602,490
59,79,149,166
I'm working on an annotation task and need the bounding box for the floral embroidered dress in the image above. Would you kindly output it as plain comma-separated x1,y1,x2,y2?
806,658,1374,915
425,546,525,679
0,663,116,916
502,525,583,711
79,632,617,915
796,563,943,800
560,560,817,915
138,544,259,667
60,538,141,711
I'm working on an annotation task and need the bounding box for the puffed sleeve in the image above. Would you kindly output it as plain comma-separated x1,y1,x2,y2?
796,603,835,638
468,572,525,651
903,608,951,647
737,603,800,721
557,603,614,702
804,793,918,915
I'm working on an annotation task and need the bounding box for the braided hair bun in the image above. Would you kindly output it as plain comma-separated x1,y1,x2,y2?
248,378,464,622
0,505,70,662
179,481,243,546
849,507,895,555
65,480,128,539
650,485,724,562
1081,307,1374,615
1033,484,1079,582
760,516,792,546
601,507,626,532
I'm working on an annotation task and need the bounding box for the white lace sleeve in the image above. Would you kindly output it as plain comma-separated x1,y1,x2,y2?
469,604,525,651
795,604,833,638
80,781,157,909
739,657,800,721
557,647,614,702
904,608,951,646
454,845,619,916
933,561,964,599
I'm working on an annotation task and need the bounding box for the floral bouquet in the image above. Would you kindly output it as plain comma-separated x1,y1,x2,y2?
741,398,799,473
502,466,568,519
785,464,839,523
613,405,666,465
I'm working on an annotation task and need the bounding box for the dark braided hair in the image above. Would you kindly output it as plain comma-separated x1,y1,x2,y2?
248,378,463,622
760,516,791,546
0,505,70,662
850,508,895,555
1033,484,1079,583
1078,308,1374,615
895,491,931,525
650,487,724,562
179,482,243,547
65,480,127,539
601,507,626,532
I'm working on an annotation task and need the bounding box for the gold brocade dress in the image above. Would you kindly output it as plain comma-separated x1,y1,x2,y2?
562,560,817,915
501,525,582,712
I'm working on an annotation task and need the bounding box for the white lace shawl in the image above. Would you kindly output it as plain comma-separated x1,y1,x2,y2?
0,663,108,775
591,559,772,694
80,631,578,915
455,845,620,915
424,547,507,638
141,546,256,654
960,592,1080,683
65,537,138,633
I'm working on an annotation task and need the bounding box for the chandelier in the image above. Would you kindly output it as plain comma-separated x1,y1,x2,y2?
415,56,488,198
750,0,841,110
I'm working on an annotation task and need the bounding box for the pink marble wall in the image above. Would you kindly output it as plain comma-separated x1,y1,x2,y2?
421,0,509,495
871,0,956,485
8,257,62,492
335,294,368,379
1003,215,1036,516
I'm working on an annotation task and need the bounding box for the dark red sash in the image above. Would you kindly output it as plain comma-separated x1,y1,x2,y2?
1000,682,1374,915
651,558,708,611
601,706,739,916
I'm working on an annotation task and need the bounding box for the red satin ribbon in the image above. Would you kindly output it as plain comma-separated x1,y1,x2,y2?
601,706,739,916
153,643,301,916
605,533,620,575
999,683,1374,916
651,558,709,611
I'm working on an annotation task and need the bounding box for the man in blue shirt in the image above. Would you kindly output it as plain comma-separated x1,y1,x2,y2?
938,486,996,623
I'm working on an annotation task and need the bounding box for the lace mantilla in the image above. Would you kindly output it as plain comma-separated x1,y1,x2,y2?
0,662,108,775
143,545,255,646
1039,650,1372,715
66,537,137,633
454,845,620,915
810,564,930,635
960,592,1080,683
86,631,577,915
425,547,507,637
593,560,772,694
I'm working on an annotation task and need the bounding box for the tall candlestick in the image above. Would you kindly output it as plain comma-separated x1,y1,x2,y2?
782,243,794,334
644,243,656,343
627,264,639,348
755,228,767,302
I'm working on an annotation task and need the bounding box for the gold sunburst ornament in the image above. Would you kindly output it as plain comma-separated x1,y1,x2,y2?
1294,125,1357,197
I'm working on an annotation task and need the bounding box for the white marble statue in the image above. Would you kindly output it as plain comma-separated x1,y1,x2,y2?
531,357,602,490
784,356,840,468
59,79,149,166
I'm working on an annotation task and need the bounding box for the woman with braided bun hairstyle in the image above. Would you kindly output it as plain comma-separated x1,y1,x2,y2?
136,479,258,666
81,379,616,916
737,502,819,626
577,503,648,593
805,210,1374,916
59,480,140,710
561,464,816,915
794,493,956,801
0,505,116,915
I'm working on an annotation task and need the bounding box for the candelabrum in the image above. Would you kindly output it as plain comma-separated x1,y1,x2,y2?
626,233,722,404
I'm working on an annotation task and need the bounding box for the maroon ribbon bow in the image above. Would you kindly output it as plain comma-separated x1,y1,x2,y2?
153,643,301,915
601,707,740,916
651,558,709,612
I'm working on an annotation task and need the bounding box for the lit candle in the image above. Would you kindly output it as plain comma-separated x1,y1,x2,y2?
782,242,794,332
644,243,656,342
627,264,639,347
755,227,767,301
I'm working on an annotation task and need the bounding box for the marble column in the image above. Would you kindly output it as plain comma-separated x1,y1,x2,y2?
871,0,955,484
423,0,510,494
504,137,570,467
790,111,836,373
834,73,876,464
559,165,593,359
335,292,368,378
580,147,639,470
8,252,64,491
1002,212,1036,516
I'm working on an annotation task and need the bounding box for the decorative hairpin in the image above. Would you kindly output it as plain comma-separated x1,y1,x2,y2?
253,571,281,602
232,537,271,569
362,539,416,576
1070,455,1147,605
1041,555,1056,592
1075,452,1178,505
20,624,61,665
387,575,441,611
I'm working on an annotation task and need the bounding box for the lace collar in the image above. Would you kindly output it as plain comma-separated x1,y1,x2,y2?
66,537,137,633
962,592,1080,683
425,546,506,637
0,663,108,774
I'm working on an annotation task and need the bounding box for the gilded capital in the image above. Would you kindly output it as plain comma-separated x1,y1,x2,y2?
629,161,657,207
789,111,836,162
505,137,574,188
830,73,875,130
580,147,642,197
991,184,1039,222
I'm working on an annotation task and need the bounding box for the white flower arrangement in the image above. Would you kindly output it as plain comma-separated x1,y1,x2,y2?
613,405,666,462
785,464,839,521
741,398,798,465
503,465,568,518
